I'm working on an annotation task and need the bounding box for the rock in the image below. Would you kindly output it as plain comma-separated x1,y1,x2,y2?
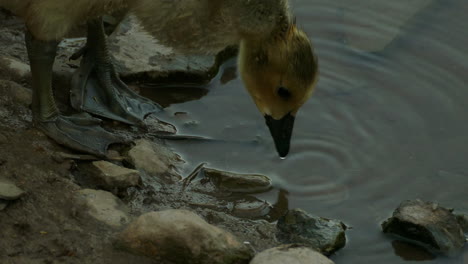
203,168,272,193
0,179,25,200
87,161,141,190
127,139,183,183
382,200,466,256
76,189,130,227
456,214,468,233
108,16,235,82
276,209,347,255
250,244,335,264
116,209,253,264
0,56,30,77
0,80,32,106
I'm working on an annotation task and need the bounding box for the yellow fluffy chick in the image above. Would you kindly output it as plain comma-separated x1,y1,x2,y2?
0,0,318,157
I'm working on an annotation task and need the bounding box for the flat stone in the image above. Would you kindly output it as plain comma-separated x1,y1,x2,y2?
203,168,272,193
76,189,129,227
116,209,253,264
382,199,466,256
89,161,141,190
0,179,25,200
108,16,234,82
127,139,183,183
276,209,347,256
250,244,335,264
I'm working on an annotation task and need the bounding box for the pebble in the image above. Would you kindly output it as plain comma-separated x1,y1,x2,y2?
0,179,25,200
116,209,253,264
89,161,141,189
76,189,130,227
127,139,183,183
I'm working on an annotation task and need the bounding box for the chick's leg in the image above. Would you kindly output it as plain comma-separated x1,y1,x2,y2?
70,17,160,125
26,31,125,157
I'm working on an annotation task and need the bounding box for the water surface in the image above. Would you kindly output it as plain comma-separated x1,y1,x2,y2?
143,1,468,263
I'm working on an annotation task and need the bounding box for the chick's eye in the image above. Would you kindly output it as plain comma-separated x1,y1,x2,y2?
277,86,292,100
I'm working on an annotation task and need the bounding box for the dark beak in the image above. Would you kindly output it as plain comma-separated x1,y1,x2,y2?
264,113,295,157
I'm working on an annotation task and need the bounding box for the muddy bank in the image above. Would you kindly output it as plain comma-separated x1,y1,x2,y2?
0,9,342,264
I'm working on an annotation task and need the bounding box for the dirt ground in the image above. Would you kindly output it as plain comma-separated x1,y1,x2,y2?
0,9,281,264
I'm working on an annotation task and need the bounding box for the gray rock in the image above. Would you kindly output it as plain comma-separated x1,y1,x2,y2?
127,139,183,183
250,244,335,264
276,209,347,255
382,199,466,256
76,189,130,227
116,209,253,264
88,161,141,190
0,179,25,200
108,16,235,82
203,168,272,193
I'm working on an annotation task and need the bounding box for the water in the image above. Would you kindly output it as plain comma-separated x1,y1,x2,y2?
142,1,468,263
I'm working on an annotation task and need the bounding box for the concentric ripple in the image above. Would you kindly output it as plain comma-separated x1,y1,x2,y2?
143,1,468,263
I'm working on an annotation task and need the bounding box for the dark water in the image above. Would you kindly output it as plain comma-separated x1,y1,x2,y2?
143,1,468,263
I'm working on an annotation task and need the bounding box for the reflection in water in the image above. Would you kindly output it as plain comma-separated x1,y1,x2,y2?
391,240,436,261
140,84,208,108
268,189,290,221
141,1,468,263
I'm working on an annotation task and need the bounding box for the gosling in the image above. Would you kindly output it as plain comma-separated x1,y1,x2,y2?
0,0,318,157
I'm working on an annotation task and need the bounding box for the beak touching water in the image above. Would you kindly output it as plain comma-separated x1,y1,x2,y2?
264,113,295,158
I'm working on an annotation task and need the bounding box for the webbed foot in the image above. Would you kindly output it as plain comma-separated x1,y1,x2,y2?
70,18,161,125
37,114,126,157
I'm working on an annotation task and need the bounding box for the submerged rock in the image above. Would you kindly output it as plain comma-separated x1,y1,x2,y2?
108,16,235,83
87,161,141,190
0,179,25,200
231,197,271,219
276,209,347,255
382,199,466,256
127,139,183,183
76,189,130,227
116,209,253,264
250,244,335,264
203,168,272,193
